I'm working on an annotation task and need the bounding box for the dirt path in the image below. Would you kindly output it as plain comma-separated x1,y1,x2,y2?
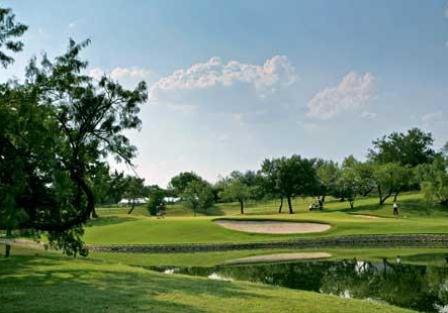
215,220,331,234
225,252,331,264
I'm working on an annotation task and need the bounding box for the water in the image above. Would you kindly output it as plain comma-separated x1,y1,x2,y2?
153,256,448,312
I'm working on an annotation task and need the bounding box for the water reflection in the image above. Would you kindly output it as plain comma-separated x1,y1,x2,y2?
154,258,448,312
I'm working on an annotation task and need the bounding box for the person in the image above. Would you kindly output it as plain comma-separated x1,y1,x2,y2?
393,202,399,216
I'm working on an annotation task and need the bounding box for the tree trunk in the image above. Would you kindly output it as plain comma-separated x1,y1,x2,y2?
239,199,244,215
321,194,326,205
377,185,383,204
278,197,283,213
4,229,11,258
393,191,400,202
379,192,392,205
287,196,294,214
91,207,99,218
349,200,355,209
127,201,135,214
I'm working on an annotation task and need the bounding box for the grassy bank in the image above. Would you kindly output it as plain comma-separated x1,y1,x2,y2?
0,246,415,313
89,247,448,267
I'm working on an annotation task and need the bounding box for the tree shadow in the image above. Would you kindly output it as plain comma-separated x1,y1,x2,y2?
0,254,271,313
85,216,136,228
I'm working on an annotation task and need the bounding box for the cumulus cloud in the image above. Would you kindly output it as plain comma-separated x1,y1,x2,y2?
89,67,152,81
150,55,297,101
306,72,375,120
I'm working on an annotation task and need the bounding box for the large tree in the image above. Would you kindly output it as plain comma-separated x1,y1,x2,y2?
315,160,341,205
0,7,27,67
168,171,202,197
219,179,251,214
417,156,448,207
124,176,147,214
182,180,214,216
368,128,435,167
261,155,318,214
1,40,147,256
373,163,412,205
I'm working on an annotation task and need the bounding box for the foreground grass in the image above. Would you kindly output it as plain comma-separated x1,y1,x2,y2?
0,247,414,313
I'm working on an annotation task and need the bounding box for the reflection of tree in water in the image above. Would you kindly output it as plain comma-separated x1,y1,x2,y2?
169,259,448,313
319,259,447,313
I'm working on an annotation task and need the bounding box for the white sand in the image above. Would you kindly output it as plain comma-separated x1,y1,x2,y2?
215,220,331,234
226,252,331,264
351,214,380,219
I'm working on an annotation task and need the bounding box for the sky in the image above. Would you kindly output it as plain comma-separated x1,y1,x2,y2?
2,0,448,186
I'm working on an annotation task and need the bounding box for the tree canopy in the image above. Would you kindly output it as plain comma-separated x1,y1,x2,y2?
368,128,435,167
0,38,147,255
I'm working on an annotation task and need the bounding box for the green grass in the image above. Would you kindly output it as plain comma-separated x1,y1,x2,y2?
85,192,448,245
88,247,448,267
0,246,415,313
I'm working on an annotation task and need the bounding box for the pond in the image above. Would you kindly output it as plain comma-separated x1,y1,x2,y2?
152,255,448,313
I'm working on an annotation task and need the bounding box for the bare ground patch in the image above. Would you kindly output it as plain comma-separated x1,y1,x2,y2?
225,252,331,264
215,220,331,234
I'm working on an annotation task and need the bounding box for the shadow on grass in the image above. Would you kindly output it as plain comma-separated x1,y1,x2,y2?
0,254,270,313
85,216,136,228
330,196,447,217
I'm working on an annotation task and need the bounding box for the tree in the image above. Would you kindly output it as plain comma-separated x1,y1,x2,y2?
417,156,448,207
337,158,362,209
124,176,146,214
182,180,214,216
168,172,202,197
147,187,166,216
260,158,283,212
107,170,128,204
315,160,341,205
368,128,435,167
1,39,147,256
373,163,412,204
335,157,375,209
0,7,28,67
219,180,251,214
89,162,112,218
261,155,318,214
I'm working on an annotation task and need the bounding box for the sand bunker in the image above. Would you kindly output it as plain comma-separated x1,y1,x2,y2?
351,214,380,219
215,220,331,234
226,252,331,264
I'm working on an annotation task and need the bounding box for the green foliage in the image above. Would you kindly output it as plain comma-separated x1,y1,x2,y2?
315,160,341,202
147,188,166,216
261,155,318,213
336,157,375,208
182,180,215,215
373,163,413,204
0,7,27,67
168,171,202,196
219,180,251,214
1,37,147,256
417,156,448,207
368,128,435,167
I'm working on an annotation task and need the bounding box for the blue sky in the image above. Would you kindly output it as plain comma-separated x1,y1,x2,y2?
2,0,448,186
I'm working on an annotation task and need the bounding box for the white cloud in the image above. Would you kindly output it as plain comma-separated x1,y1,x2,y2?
361,111,377,119
150,55,297,101
421,111,445,124
89,67,152,81
306,72,375,120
